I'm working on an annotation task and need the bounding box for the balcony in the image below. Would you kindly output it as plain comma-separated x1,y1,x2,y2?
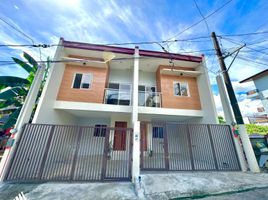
247,89,260,99
104,88,131,106
103,89,162,108
138,91,161,108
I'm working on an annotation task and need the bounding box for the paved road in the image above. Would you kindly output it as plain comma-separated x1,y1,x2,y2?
199,188,268,200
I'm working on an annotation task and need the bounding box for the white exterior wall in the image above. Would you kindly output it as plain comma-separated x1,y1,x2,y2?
254,76,268,113
139,71,156,87
32,45,77,125
109,69,133,85
76,117,110,126
195,59,218,124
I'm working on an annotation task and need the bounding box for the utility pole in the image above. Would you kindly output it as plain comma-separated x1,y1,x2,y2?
211,32,244,124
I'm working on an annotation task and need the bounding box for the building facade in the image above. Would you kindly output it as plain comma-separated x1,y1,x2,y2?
240,69,268,124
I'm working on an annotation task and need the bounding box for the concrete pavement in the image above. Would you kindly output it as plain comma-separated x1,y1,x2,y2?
1,172,268,200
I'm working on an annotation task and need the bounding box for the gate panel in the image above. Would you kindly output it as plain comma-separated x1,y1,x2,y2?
73,127,105,181
41,125,80,181
209,125,240,171
104,128,132,180
5,124,133,182
189,124,216,170
142,123,166,170
167,124,192,170
6,124,52,181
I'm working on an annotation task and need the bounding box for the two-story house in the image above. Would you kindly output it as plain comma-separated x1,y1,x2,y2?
3,38,241,183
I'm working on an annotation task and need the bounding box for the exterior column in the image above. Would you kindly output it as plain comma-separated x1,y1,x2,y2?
216,74,258,172
131,46,140,182
0,64,46,181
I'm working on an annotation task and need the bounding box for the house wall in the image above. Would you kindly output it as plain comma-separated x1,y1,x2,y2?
32,45,78,125
156,66,201,110
195,60,218,124
139,71,156,87
254,76,268,92
57,64,108,103
109,69,133,85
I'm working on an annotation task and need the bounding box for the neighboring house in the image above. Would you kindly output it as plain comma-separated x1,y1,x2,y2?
3,38,242,183
240,69,268,124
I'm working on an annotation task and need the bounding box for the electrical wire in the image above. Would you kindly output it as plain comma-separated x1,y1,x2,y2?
166,0,234,41
220,31,268,37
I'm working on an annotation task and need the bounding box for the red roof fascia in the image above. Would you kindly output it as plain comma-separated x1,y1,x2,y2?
62,38,202,63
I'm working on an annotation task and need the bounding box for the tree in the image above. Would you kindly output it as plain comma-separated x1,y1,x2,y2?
218,115,226,124
0,52,47,129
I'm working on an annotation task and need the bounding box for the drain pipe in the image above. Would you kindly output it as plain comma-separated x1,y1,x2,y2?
0,64,46,181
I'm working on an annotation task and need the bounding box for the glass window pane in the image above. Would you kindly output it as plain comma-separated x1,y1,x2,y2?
106,89,119,105
73,73,82,88
109,83,119,89
119,91,130,105
120,84,131,91
152,127,164,138
174,82,181,96
138,91,145,106
81,74,92,89
139,85,145,91
181,83,188,96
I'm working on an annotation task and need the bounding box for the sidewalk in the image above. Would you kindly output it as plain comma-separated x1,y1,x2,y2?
1,172,268,200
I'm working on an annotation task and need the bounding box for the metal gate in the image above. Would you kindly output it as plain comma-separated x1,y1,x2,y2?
140,122,241,171
5,124,133,182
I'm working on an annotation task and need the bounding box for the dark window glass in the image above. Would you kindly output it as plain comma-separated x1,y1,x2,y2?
73,73,82,88
138,85,145,91
94,125,107,137
108,83,119,89
152,127,164,138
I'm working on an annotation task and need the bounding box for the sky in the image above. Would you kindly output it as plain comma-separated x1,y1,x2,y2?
0,0,268,120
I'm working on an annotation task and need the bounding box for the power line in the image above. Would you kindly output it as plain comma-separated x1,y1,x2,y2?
221,37,268,57
220,31,268,37
0,17,34,45
166,0,234,41
0,36,213,49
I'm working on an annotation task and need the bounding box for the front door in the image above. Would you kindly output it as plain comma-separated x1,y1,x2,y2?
113,121,127,150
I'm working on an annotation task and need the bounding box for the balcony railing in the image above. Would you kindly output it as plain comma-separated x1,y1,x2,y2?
103,89,162,108
138,91,162,108
104,88,131,106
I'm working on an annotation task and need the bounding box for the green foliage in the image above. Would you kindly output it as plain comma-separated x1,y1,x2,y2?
0,52,42,129
218,115,226,124
0,76,30,87
12,57,35,74
246,124,268,135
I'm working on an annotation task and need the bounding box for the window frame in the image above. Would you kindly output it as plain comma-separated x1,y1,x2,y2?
93,124,107,137
173,81,190,97
72,73,93,90
152,126,164,139
106,82,132,105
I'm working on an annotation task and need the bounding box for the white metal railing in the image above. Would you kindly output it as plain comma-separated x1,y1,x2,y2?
138,91,162,108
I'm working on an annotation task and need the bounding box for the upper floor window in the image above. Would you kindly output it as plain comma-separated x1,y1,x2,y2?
173,82,189,97
72,73,93,89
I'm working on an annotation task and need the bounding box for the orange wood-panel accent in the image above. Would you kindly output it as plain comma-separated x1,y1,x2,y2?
156,65,201,110
57,64,108,103
156,67,162,92
141,123,147,151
